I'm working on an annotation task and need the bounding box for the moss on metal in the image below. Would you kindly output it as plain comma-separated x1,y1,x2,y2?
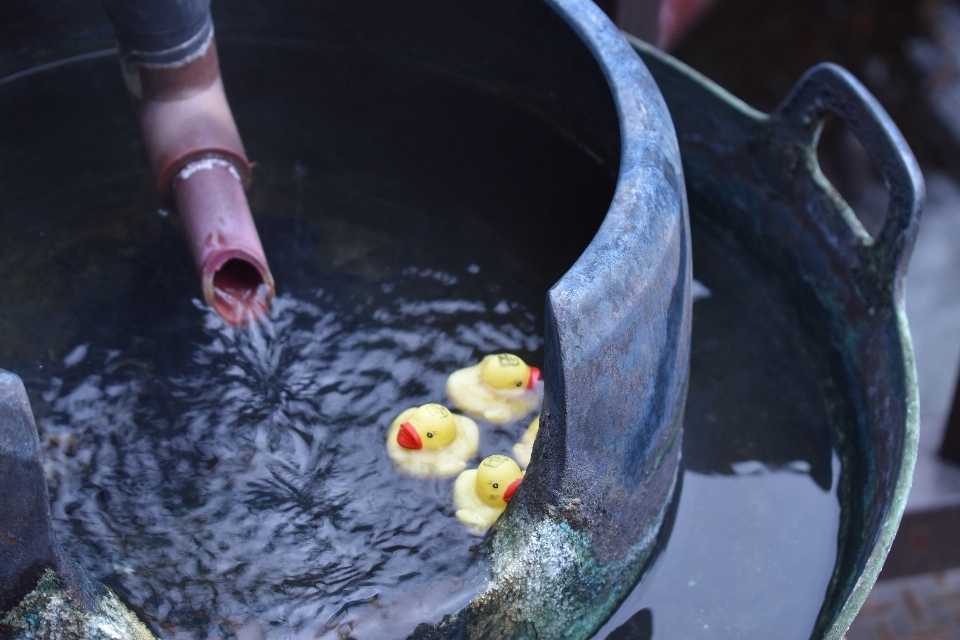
0,569,156,640
409,480,676,640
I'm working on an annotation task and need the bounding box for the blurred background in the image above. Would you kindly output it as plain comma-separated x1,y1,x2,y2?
605,0,960,637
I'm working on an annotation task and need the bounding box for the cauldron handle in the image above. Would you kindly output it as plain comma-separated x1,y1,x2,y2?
774,63,924,290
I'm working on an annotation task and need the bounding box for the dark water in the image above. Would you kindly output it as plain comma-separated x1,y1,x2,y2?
1,43,840,639
596,462,840,640
37,284,540,638
0,44,586,638
596,224,845,640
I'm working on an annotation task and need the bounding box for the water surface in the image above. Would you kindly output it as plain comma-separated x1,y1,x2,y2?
595,220,846,640
0,42,844,640
0,44,590,638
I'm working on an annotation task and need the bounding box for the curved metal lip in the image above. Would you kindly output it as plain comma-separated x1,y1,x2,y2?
532,0,689,549
544,0,685,254
628,37,922,640
453,1,691,638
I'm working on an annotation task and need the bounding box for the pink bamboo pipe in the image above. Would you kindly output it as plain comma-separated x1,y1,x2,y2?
129,37,274,326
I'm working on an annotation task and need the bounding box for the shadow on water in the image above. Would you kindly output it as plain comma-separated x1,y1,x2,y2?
597,219,845,640
607,608,652,640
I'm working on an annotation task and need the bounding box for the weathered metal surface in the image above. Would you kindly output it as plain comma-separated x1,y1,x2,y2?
0,568,157,639
524,0,689,562
411,1,691,636
0,371,104,616
0,370,63,614
630,37,923,639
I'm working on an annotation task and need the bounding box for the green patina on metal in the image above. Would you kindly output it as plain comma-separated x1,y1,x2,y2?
0,569,156,640
411,476,678,639
629,37,922,640
476,515,612,638
471,489,674,638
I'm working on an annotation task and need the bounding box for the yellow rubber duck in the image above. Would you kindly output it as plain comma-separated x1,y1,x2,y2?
512,415,539,469
386,403,479,479
446,353,542,423
453,454,524,534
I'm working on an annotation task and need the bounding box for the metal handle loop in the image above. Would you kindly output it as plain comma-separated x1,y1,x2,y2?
775,63,924,285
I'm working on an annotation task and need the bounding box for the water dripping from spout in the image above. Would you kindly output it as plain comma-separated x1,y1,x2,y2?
212,258,271,326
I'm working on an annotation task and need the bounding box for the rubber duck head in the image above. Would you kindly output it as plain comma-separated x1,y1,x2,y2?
397,403,458,451
475,454,523,508
479,354,541,391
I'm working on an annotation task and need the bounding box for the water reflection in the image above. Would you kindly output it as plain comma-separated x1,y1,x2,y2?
600,460,840,639
597,222,847,639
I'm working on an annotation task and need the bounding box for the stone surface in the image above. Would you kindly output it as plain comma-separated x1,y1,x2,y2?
847,567,960,640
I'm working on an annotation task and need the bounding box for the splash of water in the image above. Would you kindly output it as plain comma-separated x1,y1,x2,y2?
38,272,542,638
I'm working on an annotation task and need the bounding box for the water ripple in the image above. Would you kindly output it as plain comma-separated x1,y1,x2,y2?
38,275,542,638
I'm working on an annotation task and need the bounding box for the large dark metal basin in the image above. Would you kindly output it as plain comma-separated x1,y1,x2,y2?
0,1,689,638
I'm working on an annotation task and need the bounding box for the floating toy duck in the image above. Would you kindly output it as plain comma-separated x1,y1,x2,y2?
386,403,479,479
512,415,539,469
446,353,542,423
454,454,524,534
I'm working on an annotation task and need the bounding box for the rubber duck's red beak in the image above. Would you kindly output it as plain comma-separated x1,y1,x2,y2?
502,478,522,503
397,422,423,450
527,367,541,389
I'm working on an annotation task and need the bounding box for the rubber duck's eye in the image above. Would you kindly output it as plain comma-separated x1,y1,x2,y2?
515,381,522,387
427,432,434,438
492,482,499,489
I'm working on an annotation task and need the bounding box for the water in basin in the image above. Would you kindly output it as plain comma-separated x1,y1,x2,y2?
1,42,841,639
596,222,845,640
